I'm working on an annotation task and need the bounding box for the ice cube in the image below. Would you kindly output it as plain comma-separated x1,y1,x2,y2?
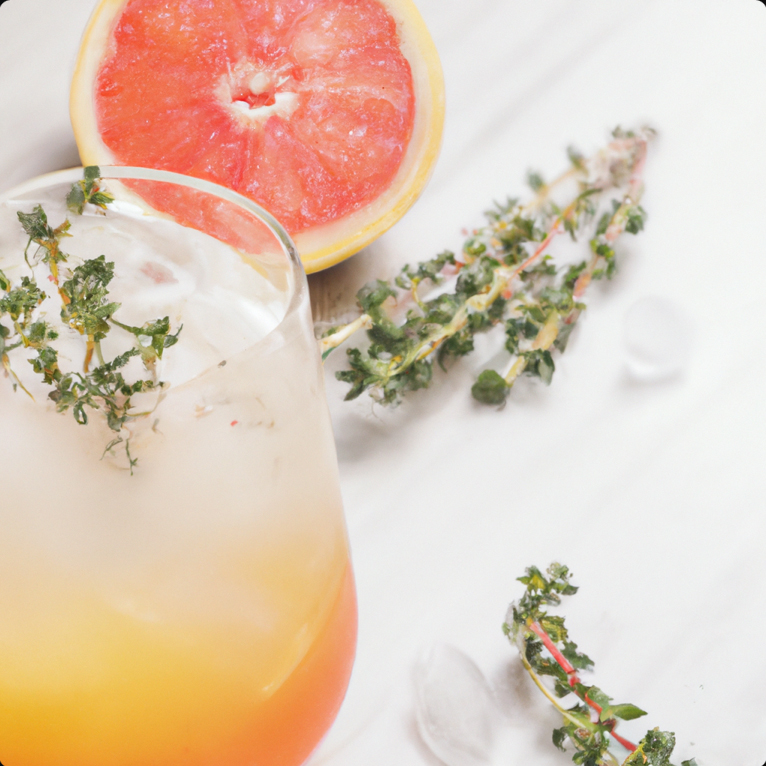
414,643,499,766
623,296,693,382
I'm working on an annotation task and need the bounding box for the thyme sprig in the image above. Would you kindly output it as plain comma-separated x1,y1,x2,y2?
505,564,697,766
321,127,653,405
0,167,181,472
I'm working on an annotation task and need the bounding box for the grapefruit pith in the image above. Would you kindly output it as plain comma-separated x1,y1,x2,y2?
70,0,444,272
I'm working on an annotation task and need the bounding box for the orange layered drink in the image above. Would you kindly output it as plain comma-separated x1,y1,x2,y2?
0,168,356,766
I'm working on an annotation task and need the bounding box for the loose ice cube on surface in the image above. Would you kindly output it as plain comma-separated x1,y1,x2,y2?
414,643,499,766
623,296,693,382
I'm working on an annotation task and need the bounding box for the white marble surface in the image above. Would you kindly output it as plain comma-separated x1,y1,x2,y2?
2,1,766,764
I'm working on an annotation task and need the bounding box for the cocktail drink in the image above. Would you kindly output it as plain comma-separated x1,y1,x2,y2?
0,167,356,766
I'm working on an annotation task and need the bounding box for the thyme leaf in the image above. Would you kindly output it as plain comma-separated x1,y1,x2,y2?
66,165,114,214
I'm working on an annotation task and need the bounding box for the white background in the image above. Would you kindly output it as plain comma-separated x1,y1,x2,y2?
2,1,766,764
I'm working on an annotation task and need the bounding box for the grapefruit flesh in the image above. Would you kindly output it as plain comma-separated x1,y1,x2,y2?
71,0,444,271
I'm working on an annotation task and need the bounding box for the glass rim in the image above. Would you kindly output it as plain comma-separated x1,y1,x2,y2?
0,164,307,337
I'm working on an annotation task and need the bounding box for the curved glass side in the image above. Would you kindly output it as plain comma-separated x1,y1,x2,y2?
0,167,356,766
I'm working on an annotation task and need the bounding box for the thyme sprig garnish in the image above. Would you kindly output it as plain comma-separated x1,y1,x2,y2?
505,564,697,766
321,127,652,405
0,167,181,472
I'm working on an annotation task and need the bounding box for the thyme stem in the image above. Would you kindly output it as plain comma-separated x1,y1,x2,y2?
517,634,622,766
0,167,182,472
325,127,654,406
320,313,373,357
529,618,638,752
506,564,696,766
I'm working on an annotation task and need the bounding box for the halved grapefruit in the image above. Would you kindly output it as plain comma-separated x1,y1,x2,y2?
70,0,444,272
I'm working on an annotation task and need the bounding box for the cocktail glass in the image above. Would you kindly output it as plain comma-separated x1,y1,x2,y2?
0,166,356,766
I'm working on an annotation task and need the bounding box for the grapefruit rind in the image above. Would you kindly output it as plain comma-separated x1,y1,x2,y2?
70,0,444,274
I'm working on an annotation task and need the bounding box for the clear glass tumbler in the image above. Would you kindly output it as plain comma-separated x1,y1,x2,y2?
0,166,356,766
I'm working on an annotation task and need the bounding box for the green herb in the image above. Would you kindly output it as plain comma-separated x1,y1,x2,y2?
321,127,653,405
17,203,70,281
505,564,698,766
66,164,115,214
0,167,181,473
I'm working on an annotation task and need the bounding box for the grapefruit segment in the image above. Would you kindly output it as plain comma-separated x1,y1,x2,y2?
71,0,444,271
